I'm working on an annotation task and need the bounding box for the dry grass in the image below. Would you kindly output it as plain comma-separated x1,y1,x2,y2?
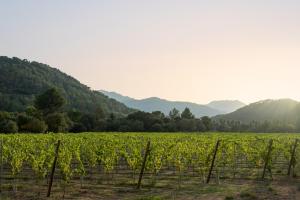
1,176,300,200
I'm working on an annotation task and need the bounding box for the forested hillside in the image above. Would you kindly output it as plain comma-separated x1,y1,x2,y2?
215,99,300,123
214,99,300,132
0,56,133,116
1,56,300,134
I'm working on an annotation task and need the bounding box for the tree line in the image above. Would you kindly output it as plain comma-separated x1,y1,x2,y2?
0,88,299,133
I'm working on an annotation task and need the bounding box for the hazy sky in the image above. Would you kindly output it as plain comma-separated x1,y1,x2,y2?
1,0,300,104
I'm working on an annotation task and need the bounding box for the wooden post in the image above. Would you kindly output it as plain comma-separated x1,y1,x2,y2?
288,139,298,176
47,140,61,197
137,141,151,189
262,139,273,180
233,142,237,179
206,140,221,184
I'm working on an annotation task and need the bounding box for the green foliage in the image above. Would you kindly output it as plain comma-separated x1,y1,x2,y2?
0,132,299,186
169,108,180,120
213,119,299,133
35,88,66,115
151,123,163,132
0,56,133,116
0,120,18,133
0,111,11,121
201,116,212,131
2,56,299,133
17,113,47,133
240,191,258,200
0,111,18,133
136,196,163,200
181,107,194,119
22,118,47,133
178,119,197,132
25,106,42,119
45,113,70,133
216,99,300,124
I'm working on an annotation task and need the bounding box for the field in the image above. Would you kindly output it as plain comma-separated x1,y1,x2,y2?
0,132,300,200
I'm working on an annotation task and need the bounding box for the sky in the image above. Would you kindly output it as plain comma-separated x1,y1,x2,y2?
1,0,300,104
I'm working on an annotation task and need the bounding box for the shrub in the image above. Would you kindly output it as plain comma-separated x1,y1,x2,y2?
0,120,18,133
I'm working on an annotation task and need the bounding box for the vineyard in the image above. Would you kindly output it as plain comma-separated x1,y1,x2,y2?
1,132,300,199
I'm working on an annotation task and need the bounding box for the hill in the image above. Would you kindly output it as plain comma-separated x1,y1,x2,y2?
207,100,246,113
100,90,245,117
215,99,300,123
0,56,133,116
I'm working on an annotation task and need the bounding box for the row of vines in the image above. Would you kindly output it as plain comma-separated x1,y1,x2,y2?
1,132,300,193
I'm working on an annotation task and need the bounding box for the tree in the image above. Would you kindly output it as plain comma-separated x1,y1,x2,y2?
195,119,206,132
128,120,144,132
25,106,42,119
0,111,11,122
152,111,165,119
45,113,70,133
69,123,87,133
164,121,177,132
80,114,97,131
178,119,197,132
95,107,105,120
68,110,83,122
216,119,231,132
0,111,18,133
201,116,212,131
35,88,66,115
118,124,131,132
22,118,47,133
0,120,18,133
17,113,47,133
181,107,194,119
150,123,163,132
169,108,181,120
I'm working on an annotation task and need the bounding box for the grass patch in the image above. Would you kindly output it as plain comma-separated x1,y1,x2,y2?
224,196,234,200
240,191,258,200
135,196,163,200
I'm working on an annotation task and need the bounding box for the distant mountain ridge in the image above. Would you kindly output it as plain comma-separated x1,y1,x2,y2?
207,100,246,113
215,99,300,124
100,90,246,117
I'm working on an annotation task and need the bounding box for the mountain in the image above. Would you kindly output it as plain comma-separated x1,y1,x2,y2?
207,100,246,113
100,91,133,103
100,90,245,117
215,99,300,123
0,56,133,116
